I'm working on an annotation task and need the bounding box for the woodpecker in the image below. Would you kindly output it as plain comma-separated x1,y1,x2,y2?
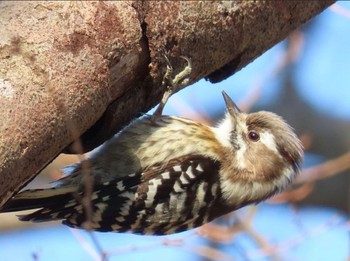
1,92,303,235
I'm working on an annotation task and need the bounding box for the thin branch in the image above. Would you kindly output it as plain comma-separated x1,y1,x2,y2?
297,151,350,183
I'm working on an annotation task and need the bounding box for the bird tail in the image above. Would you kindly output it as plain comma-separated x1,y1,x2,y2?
1,174,141,228
0,187,76,222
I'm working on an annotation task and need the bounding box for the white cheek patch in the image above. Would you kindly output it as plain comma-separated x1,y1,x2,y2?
212,115,248,149
259,132,278,153
211,116,233,148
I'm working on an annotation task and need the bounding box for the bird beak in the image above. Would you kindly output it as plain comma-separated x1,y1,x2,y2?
222,91,241,120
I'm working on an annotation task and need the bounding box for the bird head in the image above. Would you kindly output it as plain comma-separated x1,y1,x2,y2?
218,91,304,205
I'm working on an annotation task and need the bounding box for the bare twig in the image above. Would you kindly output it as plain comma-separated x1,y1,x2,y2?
231,211,282,261
70,228,101,261
297,151,350,183
188,245,235,261
269,183,314,203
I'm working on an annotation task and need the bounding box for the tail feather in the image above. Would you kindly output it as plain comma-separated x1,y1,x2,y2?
18,203,76,223
1,174,141,228
1,187,75,213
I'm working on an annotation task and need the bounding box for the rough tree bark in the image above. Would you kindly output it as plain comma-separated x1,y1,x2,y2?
0,1,334,207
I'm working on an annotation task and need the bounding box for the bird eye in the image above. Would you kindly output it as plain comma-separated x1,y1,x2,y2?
248,131,260,142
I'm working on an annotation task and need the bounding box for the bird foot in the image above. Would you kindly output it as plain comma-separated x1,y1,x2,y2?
152,55,192,119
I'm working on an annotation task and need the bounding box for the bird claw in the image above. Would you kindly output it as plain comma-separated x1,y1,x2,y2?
153,55,192,119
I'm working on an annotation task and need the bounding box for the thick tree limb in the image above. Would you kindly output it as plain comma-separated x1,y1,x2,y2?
0,1,334,207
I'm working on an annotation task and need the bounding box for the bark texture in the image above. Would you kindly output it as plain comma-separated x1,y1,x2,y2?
0,1,334,207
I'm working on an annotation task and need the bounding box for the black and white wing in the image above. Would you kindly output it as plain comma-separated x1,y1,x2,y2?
2,155,226,235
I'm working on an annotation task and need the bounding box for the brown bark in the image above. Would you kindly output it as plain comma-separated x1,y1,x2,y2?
0,1,334,207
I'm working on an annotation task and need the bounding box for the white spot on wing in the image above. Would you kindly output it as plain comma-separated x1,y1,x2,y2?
196,182,206,206
179,172,189,184
173,165,182,172
116,216,125,222
116,181,125,191
145,190,156,208
196,164,204,172
111,223,122,230
145,178,162,207
161,171,170,179
211,183,218,197
173,181,183,193
151,179,162,187
102,195,110,201
119,194,134,217
94,203,107,222
120,206,129,216
192,182,206,215
186,166,195,179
